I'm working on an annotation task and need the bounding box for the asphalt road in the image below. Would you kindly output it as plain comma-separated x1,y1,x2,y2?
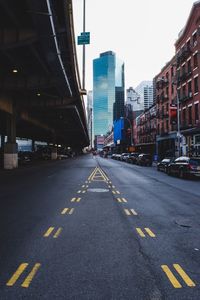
0,154,200,300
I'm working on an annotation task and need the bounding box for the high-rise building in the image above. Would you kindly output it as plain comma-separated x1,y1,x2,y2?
135,81,153,110
126,87,143,111
93,51,124,136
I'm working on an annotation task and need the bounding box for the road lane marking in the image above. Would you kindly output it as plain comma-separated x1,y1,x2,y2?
173,264,196,287
144,228,156,237
53,227,62,238
82,185,85,188
112,190,116,194
61,208,69,214
69,208,74,215
124,209,131,216
116,190,120,194
44,227,54,237
130,209,138,215
136,228,155,237
7,263,28,286
117,198,127,203
77,190,81,194
71,198,76,202
112,185,115,188
82,190,86,194
136,228,146,237
21,263,41,288
161,265,182,288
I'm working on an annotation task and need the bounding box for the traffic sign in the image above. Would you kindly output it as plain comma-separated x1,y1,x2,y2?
77,32,90,45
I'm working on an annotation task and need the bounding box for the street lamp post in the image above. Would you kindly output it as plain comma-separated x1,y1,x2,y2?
82,0,86,90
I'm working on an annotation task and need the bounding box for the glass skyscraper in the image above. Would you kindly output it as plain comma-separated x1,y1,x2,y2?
93,51,124,136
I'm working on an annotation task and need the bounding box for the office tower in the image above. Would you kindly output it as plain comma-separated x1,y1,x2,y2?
93,51,124,136
126,87,143,111
135,81,153,110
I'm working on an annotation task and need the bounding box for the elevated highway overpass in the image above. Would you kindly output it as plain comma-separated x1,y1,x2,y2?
0,0,89,168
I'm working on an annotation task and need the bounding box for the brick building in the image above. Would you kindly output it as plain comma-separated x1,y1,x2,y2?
155,57,177,159
135,105,157,155
175,0,200,156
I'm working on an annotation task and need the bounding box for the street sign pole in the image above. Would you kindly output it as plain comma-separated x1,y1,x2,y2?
82,0,86,90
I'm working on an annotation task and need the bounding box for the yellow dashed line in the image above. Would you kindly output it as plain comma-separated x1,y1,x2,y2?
43,227,54,237
173,264,196,287
61,208,69,214
53,227,62,238
144,228,156,237
136,228,146,237
161,265,182,288
7,263,28,286
21,263,41,288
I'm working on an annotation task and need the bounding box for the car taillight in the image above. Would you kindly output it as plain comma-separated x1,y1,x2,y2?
188,164,196,170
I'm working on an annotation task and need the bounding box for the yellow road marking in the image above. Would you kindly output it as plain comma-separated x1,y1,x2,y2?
117,198,122,202
130,209,137,215
173,264,196,287
161,265,182,288
82,190,86,194
21,263,41,288
124,209,131,216
77,190,81,194
77,197,81,202
82,185,85,188
145,228,156,237
44,227,54,237
61,208,69,214
71,198,76,202
53,227,62,238
69,208,74,215
116,191,120,194
88,167,98,180
136,228,146,237
112,191,116,194
122,198,127,203
7,263,28,286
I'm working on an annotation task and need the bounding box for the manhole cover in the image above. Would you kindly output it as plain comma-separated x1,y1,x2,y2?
87,188,109,193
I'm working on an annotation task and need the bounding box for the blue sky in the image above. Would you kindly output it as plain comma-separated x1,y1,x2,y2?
73,0,196,91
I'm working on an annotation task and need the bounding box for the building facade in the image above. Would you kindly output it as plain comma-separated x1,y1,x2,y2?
87,91,93,147
175,1,200,157
135,81,153,110
126,87,143,111
93,51,124,137
155,57,177,159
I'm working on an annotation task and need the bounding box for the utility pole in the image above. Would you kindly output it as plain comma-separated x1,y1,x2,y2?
82,0,86,90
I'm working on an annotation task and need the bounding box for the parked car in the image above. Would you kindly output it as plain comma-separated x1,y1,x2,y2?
136,153,152,166
120,153,130,162
157,157,175,173
127,153,140,164
18,151,32,165
167,156,200,178
115,154,121,161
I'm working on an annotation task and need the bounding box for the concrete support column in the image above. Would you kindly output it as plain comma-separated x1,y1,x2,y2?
4,105,18,169
51,147,57,160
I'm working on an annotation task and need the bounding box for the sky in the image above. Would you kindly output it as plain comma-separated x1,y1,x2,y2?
73,0,196,92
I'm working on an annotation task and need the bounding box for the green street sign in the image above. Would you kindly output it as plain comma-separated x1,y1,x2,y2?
78,32,90,45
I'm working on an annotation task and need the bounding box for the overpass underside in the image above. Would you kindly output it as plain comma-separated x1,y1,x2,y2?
0,0,89,169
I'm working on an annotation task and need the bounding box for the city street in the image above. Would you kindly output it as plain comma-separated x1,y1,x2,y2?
0,154,200,299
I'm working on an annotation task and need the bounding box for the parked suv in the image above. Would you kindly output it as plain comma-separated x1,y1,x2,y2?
137,153,152,166
127,153,139,164
167,156,200,178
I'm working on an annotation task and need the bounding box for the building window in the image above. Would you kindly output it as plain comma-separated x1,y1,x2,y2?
194,53,198,68
188,106,192,125
195,103,199,121
188,81,192,95
194,76,199,93
166,120,169,131
183,109,186,124
187,59,191,73
193,32,197,47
